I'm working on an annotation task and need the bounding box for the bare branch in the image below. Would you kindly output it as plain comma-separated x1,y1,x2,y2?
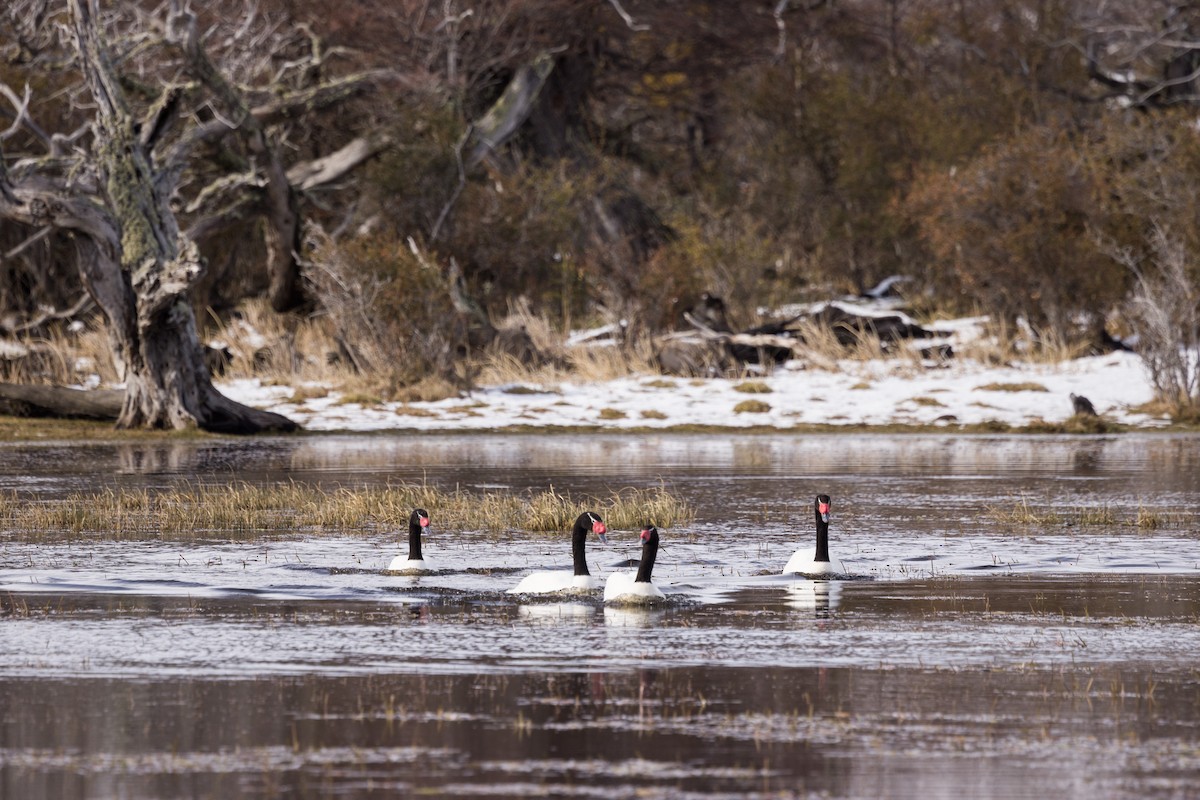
184,132,393,241
431,125,470,242
773,0,790,60
0,83,43,145
138,83,188,152
287,132,394,191
248,70,390,126
605,0,649,32
464,51,557,170
184,170,266,215
50,123,92,157
0,224,52,261
0,294,94,336
0,176,121,245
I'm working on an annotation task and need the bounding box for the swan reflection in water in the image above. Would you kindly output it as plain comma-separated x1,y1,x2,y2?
785,579,841,617
517,602,598,622
603,605,665,628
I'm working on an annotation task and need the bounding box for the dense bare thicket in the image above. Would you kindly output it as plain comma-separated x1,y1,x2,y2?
6,0,1200,421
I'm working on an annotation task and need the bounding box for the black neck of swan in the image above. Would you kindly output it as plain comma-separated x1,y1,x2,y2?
814,502,830,563
635,529,659,583
408,518,424,561
571,522,591,576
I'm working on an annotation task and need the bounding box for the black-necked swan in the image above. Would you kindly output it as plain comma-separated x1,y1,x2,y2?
783,494,846,576
508,511,608,594
604,524,666,603
387,508,431,573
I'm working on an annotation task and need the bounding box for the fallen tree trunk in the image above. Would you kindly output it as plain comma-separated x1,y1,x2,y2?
0,383,123,420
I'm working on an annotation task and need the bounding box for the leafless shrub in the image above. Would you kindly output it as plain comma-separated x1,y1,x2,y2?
1119,227,1200,411
300,226,390,376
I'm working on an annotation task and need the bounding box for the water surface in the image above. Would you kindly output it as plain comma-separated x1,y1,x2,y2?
1,433,1199,798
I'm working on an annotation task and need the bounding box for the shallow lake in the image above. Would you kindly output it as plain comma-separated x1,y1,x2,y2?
1,433,1199,799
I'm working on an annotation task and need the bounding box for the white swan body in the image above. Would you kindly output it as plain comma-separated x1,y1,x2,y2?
782,548,846,576
387,556,428,573
603,571,665,603
603,525,665,605
508,512,608,595
509,571,601,594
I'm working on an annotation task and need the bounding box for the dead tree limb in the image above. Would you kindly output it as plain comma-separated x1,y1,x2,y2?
0,382,123,420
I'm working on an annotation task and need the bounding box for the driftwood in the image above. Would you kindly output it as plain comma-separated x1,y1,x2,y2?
682,312,800,357
681,293,798,367
655,334,733,377
655,314,799,376
657,292,955,375
0,383,123,420
812,304,949,345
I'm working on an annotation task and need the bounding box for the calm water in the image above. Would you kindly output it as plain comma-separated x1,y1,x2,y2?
1,433,1199,799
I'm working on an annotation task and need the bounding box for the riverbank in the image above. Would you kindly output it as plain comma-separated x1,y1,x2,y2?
219,348,1161,433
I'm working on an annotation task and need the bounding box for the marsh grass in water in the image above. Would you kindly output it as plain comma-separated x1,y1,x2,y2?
985,497,1189,529
0,483,692,540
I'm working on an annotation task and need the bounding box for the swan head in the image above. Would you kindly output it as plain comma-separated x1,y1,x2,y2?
815,495,831,523
583,511,608,544
411,508,431,529
640,525,658,543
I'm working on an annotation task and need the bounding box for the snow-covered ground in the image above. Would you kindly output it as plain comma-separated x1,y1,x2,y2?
219,315,1162,433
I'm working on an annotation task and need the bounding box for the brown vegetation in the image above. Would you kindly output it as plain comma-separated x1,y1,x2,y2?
5,1,1200,422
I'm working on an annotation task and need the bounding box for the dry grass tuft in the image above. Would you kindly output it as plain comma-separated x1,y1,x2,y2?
975,382,1049,393
206,299,350,386
474,301,661,388
0,317,120,386
733,399,771,413
957,318,1090,365
290,385,330,402
335,392,384,407
394,406,438,417
733,381,772,394
791,320,848,371
1129,400,1174,419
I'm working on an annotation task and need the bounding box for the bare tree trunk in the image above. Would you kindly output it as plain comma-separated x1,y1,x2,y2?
264,177,304,313
2,1,388,433
67,0,296,433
